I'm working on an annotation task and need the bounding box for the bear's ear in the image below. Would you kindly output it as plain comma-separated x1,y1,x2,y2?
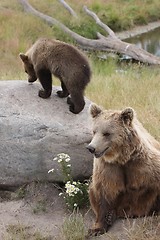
19,53,28,63
120,107,134,125
90,104,102,118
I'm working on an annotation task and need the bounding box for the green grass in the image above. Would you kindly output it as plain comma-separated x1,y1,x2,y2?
86,59,160,140
101,215,160,240
0,0,55,79
21,0,160,34
123,215,160,240
58,211,86,240
89,0,160,31
58,212,160,240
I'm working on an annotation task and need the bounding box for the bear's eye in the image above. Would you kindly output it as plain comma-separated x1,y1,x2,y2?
103,132,110,137
93,131,96,135
25,70,28,74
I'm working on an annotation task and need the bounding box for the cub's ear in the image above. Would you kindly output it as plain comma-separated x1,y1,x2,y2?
89,104,102,118
19,53,28,62
120,107,134,125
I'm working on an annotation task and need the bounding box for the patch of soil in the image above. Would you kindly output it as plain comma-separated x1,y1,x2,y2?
0,182,96,239
0,182,68,239
0,182,159,240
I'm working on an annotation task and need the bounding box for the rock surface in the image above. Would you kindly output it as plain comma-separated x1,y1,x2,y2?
0,80,93,186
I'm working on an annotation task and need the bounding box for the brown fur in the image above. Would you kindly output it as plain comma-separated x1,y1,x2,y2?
87,104,160,236
19,38,91,114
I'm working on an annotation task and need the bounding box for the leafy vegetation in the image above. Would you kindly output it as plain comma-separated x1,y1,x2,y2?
59,211,86,240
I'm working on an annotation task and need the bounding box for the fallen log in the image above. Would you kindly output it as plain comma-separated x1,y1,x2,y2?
19,0,160,65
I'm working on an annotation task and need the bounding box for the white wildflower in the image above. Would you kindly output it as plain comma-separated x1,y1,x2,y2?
69,193,74,197
65,182,80,196
65,181,83,197
59,192,63,196
53,153,71,163
65,182,70,189
74,187,80,194
48,168,54,173
74,203,78,207
57,153,63,157
58,159,62,163
67,164,71,167
58,153,69,158
65,157,70,162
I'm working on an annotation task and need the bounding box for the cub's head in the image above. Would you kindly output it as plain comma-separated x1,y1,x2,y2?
87,104,135,163
19,53,37,83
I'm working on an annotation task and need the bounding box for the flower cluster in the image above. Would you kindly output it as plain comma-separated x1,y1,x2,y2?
64,180,89,210
48,153,89,210
54,153,72,183
53,153,71,163
65,181,81,196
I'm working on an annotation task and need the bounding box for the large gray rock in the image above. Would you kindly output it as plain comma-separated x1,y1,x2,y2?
0,80,93,186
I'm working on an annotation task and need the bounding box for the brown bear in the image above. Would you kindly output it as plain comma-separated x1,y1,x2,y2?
87,104,160,236
19,38,91,114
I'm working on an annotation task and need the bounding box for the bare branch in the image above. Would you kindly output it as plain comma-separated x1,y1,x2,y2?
83,5,116,38
19,0,160,65
19,0,95,48
58,0,77,18
19,1,111,51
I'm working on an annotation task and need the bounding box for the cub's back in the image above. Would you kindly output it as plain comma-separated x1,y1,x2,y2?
27,38,89,66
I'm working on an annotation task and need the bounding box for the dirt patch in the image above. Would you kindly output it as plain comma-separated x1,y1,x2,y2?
0,182,94,239
0,182,68,239
0,182,159,240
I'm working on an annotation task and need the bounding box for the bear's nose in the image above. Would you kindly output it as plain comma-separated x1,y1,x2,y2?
86,145,95,154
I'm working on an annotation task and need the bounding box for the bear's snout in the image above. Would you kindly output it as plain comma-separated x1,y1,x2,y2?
86,144,95,154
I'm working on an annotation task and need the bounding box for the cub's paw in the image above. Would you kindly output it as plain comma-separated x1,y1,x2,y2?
38,89,51,98
57,90,69,98
67,98,76,114
67,97,82,114
67,96,72,105
69,104,76,114
28,78,37,83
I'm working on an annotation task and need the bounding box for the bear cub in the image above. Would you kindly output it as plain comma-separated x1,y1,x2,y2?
19,38,91,114
87,104,160,236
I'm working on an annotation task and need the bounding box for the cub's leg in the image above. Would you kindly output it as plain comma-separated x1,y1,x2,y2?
88,186,116,237
37,69,52,98
67,91,85,114
57,81,69,98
